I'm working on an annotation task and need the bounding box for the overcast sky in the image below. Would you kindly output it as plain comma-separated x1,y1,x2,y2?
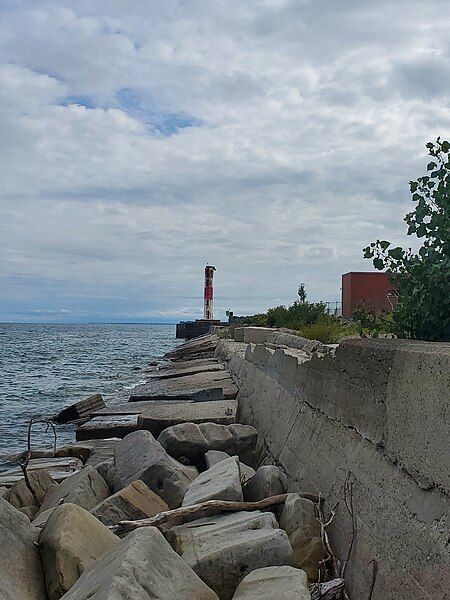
1,0,449,323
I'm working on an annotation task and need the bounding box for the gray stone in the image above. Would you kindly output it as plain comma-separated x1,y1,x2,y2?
0,456,83,486
182,456,243,506
32,507,57,528
91,480,168,527
138,400,237,437
54,394,106,423
61,527,219,599
278,493,324,581
167,510,293,600
158,422,209,461
243,465,287,502
232,566,310,599
148,362,224,379
39,503,117,600
94,458,115,491
4,469,56,510
112,430,197,508
76,414,139,441
37,465,110,514
0,485,8,497
82,438,121,467
199,421,235,450
19,505,38,519
0,498,47,600
204,451,255,484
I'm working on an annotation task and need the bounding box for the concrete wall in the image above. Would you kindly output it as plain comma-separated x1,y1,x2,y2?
217,336,450,600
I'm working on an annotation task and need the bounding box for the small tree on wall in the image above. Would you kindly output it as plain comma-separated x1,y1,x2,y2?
363,138,450,341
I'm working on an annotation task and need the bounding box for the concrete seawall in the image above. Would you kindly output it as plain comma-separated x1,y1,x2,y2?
216,333,450,599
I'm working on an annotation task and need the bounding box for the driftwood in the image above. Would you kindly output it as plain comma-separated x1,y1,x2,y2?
310,578,346,600
111,492,320,535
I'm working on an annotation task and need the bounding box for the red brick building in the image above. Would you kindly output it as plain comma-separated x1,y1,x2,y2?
341,272,397,318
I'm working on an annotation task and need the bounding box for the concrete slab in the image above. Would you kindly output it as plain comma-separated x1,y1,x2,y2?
148,363,224,380
138,400,237,437
0,457,83,487
76,415,139,441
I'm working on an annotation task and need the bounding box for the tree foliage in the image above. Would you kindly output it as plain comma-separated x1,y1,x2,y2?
363,138,450,341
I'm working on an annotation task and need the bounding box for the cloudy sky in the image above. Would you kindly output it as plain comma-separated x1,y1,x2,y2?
1,0,449,322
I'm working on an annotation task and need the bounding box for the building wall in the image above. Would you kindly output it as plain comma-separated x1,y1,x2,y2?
342,272,395,318
216,334,450,600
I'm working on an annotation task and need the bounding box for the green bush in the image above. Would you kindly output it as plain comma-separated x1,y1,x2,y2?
300,320,358,344
363,138,450,341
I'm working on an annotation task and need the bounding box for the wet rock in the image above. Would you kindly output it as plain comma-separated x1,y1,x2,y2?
112,430,197,508
243,465,288,502
0,498,47,600
231,566,310,599
182,456,243,506
167,510,293,600
54,394,106,423
4,469,56,511
39,503,117,600
91,480,168,527
37,465,110,514
204,450,255,484
278,493,324,581
62,527,219,599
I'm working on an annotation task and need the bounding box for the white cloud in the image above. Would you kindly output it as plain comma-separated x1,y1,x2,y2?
0,0,449,321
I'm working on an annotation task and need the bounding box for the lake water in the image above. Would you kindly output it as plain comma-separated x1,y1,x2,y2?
0,323,179,459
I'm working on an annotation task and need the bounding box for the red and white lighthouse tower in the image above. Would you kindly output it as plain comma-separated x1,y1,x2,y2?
203,265,216,320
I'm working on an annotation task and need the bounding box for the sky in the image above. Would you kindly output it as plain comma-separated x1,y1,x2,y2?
1,0,449,323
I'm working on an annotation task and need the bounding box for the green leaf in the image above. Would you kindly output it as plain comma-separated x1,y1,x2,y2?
416,223,427,237
427,162,437,171
379,240,390,250
441,140,450,153
389,247,404,260
373,258,384,270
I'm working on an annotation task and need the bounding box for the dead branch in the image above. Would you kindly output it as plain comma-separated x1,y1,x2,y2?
317,495,341,581
368,559,378,600
110,492,319,535
310,578,346,600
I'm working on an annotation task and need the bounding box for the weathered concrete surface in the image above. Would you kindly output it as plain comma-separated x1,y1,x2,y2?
182,456,243,506
62,527,219,599
76,415,139,440
138,400,237,437
205,450,255,483
217,337,450,600
54,394,105,423
0,456,83,486
0,498,47,600
82,438,121,467
4,469,56,510
168,510,293,600
112,430,197,508
130,369,238,401
148,362,224,379
243,465,287,502
231,566,310,599
164,333,219,361
38,465,110,514
91,480,168,526
39,503,117,600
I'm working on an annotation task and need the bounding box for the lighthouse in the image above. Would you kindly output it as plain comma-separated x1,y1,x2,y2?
203,265,216,320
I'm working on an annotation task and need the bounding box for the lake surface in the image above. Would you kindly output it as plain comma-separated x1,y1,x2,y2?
0,323,179,459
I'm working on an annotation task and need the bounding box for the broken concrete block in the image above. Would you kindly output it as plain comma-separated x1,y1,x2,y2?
0,456,83,486
243,465,288,502
278,493,324,581
4,469,56,511
231,566,310,599
138,400,237,437
38,465,110,514
112,430,197,508
199,421,235,450
204,451,256,484
54,394,106,423
91,480,168,526
76,414,139,441
182,456,244,506
158,422,210,461
61,527,219,599
94,458,115,491
39,503,117,600
167,510,293,599
228,424,258,453
0,498,47,600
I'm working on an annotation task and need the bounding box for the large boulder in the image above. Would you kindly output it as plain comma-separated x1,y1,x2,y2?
4,469,56,511
205,450,255,484
39,503,117,600
112,430,197,508
278,493,325,581
182,456,243,506
243,465,287,502
167,510,293,599
232,566,310,599
157,422,258,465
91,480,168,526
37,465,110,514
0,498,47,600
61,527,219,599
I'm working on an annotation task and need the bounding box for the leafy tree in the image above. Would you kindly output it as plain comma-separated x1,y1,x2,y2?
363,138,450,341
